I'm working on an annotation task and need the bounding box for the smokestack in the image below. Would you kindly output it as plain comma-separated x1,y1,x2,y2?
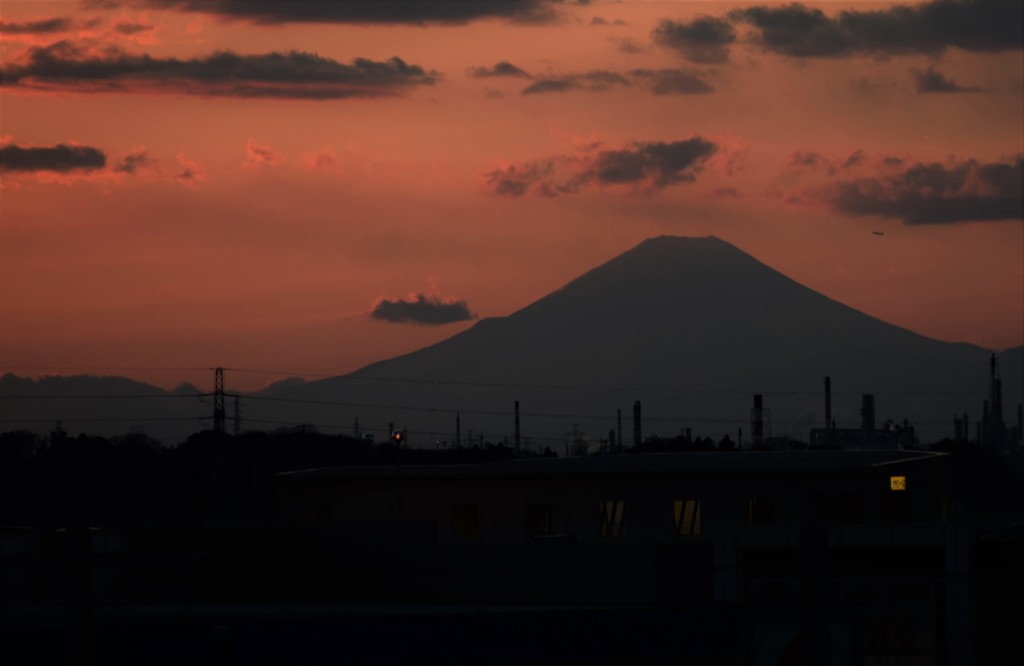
514,400,520,455
860,395,875,432
752,394,764,447
633,401,642,448
824,377,832,431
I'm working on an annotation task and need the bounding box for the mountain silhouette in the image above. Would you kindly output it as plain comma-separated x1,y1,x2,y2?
268,236,1019,447
2,237,1018,445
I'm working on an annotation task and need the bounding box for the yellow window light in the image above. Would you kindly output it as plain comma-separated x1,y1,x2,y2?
890,475,907,491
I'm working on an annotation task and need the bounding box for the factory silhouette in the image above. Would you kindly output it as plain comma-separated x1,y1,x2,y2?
1,236,1022,665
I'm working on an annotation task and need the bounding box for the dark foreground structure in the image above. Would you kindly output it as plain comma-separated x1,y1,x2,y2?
3,448,1023,664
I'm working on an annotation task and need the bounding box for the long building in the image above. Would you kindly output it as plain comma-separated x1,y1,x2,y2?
278,450,969,664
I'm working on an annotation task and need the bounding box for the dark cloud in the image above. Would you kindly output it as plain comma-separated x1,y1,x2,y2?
828,156,1024,224
485,160,556,197
652,16,736,64
789,151,824,168
590,17,608,26
467,61,531,79
112,20,155,35
631,68,713,95
370,293,476,325
786,149,868,176
114,150,154,173
99,0,563,25
616,38,646,54
521,70,629,94
912,67,980,93
850,77,884,94
842,150,865,169
521,78,575,95
592,139,717,187
730,0,1023,58
0,18,72,34
728,4,847,58
0,142,107,173
485,137,718,197
0,41,437,99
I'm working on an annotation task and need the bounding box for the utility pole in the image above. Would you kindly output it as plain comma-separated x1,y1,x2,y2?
213,367,226,434
233,396,241,437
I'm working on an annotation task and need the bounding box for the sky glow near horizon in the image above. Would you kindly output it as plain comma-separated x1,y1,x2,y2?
1,0,1022,392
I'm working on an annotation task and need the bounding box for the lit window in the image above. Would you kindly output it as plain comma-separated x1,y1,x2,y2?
890,476,906,491
600,500,625,538
674,500,701,537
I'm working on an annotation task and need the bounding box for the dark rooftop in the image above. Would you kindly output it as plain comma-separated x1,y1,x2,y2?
278,449,945,482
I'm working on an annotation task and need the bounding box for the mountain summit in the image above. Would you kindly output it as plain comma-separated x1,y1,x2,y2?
273,236,1011,445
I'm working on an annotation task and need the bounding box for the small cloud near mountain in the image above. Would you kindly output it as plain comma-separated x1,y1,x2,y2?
370,291,477,326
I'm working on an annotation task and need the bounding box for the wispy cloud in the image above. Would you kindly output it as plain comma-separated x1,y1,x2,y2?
630,69,713,95
521,68,712,95
912,67,981,93
0,18,73,34
522,70,630,95
467,61,532,79
243,139,283,170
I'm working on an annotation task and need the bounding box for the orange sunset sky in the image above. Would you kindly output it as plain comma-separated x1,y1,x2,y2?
1,0,1022,392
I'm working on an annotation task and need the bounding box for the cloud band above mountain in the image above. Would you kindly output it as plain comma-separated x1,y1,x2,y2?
85,0,563,25
0,41,437,99
729,0,1022,58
